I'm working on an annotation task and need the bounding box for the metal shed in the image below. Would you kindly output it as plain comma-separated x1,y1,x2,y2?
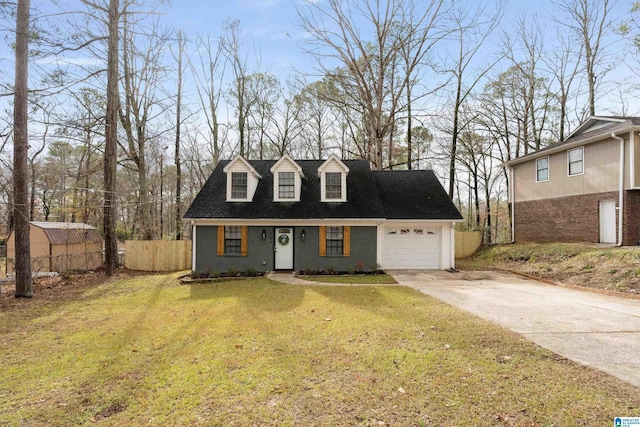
6,222,103,274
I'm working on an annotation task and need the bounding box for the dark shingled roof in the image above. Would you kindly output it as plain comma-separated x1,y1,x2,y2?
184,159,462,220
373,170,463,220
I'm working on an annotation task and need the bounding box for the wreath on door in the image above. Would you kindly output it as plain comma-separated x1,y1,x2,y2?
278,234,290,245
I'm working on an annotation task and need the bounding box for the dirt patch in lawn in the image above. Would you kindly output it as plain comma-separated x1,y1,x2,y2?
458,243,640,295
0,268,161,305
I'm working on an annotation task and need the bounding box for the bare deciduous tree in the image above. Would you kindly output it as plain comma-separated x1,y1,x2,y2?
297,0,447,169
553,0,615,116
222,19,254,158
118,17,169,239
190,32,226,165
171,28,185,240
445,1,503,198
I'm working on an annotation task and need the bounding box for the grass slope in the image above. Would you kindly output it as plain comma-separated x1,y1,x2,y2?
1,273,639,426
459,243,640,294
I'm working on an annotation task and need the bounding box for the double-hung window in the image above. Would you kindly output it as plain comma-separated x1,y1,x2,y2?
278,171,295,199
326,226,344,255
319,226,350,257
325,172,342,199
224,226,242,254
568,147,583,176
231,172,247,199
536,157,549,182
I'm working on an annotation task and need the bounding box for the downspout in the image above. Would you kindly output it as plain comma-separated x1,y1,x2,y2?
611,133,624,246
451,223,455,269
191,222,196,271
509,166,515,243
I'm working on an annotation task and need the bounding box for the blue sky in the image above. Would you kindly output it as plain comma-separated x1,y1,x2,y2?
1,0,636,122
161,0,309,77
156,0,633,88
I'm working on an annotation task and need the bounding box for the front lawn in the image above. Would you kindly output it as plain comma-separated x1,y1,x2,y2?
1,273,638,426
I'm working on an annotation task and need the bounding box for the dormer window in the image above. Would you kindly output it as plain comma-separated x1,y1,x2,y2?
271,154,304,202
231,172,247,199
325,172,342,199
319,154,349,202
223,155,261,202
278,172,295,199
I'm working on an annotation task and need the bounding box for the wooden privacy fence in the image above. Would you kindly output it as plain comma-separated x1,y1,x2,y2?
455,231,482,259
125,240,191,271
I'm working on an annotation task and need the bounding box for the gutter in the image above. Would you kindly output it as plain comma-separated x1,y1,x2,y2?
505,123,640,167
611,133,625,246
509,166,515,243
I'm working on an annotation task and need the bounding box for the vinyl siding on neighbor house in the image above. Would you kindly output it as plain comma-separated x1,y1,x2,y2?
513,137,626,202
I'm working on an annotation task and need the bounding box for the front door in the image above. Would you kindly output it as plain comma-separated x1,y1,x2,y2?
275,227,294,270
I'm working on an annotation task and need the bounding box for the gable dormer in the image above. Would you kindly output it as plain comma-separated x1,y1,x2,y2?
222,155,262,202
318,154,349,202
270,154,304,202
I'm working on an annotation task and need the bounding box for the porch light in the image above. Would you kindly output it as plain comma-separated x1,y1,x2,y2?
262,229,267,240
301,229,306,241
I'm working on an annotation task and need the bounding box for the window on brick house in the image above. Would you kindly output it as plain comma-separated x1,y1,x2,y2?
568,147,583,176
536,157,549,182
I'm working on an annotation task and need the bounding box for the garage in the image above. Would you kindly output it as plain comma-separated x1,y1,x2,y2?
383,226,441,269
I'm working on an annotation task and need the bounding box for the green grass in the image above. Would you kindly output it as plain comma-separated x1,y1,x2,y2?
1,273,639,426
301,274,397,284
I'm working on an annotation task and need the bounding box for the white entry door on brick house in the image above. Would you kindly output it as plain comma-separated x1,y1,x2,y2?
599,200,616,244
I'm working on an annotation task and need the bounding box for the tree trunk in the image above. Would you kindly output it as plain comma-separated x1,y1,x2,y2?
484,179,492,244
407,87,412,170
448,76,463,200
104,0,119,276
175,37,183,240
13,0,32,298
136,126,153,240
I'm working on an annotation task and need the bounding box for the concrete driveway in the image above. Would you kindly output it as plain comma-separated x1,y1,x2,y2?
390,270,640,389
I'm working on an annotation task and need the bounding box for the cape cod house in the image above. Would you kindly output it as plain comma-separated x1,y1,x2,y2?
184,154,462,273
505,116,640,245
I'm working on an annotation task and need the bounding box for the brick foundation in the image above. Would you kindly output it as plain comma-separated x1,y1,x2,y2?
623,190,640,246
514,192,619,243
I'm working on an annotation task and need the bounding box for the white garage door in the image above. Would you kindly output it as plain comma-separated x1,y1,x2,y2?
384,226,441,269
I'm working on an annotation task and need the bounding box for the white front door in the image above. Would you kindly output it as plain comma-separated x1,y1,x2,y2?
599,200,616,244
275,227,294,269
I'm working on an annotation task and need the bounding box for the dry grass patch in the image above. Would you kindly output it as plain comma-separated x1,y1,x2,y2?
1,273,638,426
459,243,640,295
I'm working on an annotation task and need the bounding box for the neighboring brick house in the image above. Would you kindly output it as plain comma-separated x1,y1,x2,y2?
505,116,640,245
